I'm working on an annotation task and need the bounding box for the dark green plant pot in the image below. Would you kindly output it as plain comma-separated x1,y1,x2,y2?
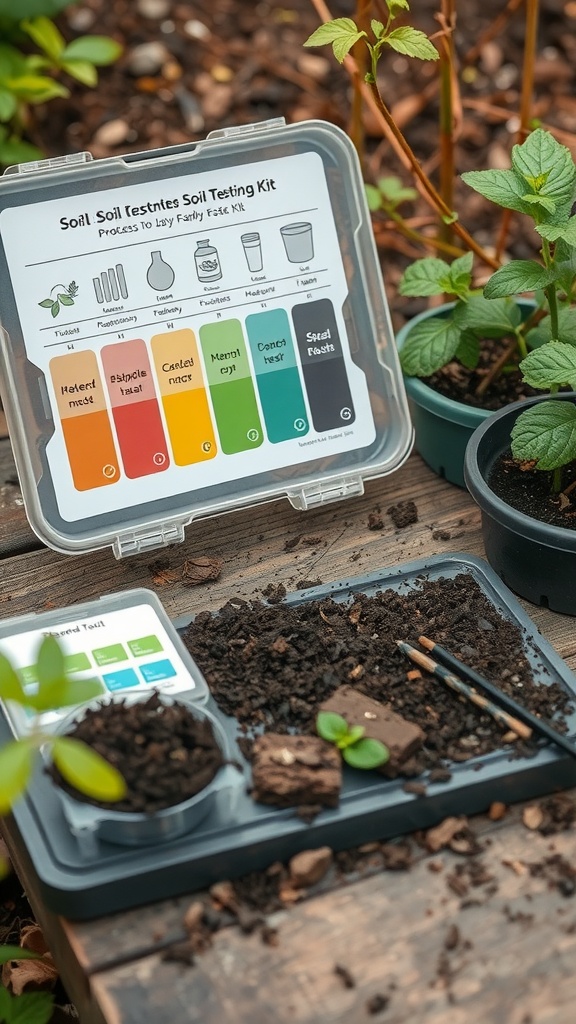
464,393,576,615
396,300,535,489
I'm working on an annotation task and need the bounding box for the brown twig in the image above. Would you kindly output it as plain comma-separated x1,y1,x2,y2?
474,336,518,398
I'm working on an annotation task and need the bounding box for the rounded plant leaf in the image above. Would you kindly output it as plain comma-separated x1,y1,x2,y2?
342,738,389,770
398,257,451,297
62,35,122,66
337,723,365,749
399,317,462,377
0,739,35,813
316,711,348,742
51,736,126,802
60,58,98,87
483,260,557,299
0,651,26,703
519,342,576,390
511,400,576,470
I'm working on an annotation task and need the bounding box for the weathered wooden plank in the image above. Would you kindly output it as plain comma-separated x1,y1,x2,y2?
92,805,576,1024
0,436,39,557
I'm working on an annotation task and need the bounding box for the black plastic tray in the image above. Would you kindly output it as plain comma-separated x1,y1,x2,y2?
3,553,576,920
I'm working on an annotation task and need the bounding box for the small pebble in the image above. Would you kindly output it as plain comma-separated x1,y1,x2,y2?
127,42,170,77
92,119,130,148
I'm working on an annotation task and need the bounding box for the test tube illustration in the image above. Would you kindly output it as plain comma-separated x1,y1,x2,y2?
241,232,263,273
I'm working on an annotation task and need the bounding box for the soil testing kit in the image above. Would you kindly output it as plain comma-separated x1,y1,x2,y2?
0,118,413,557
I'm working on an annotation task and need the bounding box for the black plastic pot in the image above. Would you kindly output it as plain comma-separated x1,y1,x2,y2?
464,393,576,614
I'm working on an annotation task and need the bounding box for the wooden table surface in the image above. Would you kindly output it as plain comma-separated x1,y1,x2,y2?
2,424,576,1024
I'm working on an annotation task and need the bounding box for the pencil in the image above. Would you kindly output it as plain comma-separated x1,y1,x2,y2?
418,635,576,760
396,640,533,741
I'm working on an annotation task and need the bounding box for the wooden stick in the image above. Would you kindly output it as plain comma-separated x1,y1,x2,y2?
396,641,533,740
418,636,576,760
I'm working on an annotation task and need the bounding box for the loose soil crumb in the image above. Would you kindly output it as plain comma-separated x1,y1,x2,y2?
368,512,384,531
387,501,418,529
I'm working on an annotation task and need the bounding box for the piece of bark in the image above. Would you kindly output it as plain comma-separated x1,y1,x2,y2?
251,734,341,808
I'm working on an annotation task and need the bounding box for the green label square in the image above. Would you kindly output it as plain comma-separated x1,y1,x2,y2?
127,634,163,658
19,665,38,685
92,643,128,667
64,652,92,673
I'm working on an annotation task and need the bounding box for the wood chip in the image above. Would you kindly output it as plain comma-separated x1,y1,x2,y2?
523,804,545,831
502,858,528,876
488,801,507,821
425,816,468,852
181,556,223,585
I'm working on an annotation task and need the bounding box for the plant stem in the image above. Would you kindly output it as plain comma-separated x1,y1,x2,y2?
475,336,518,397
552,467,562,493
308,0,500,271
377,208,465,257
348,0,372,168
438,0,457,249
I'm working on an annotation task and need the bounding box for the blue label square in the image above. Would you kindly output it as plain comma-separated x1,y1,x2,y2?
103,668,140,692
139,659,177,684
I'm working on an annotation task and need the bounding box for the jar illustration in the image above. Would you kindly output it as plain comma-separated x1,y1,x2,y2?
146,251,175,291
194,239,222,282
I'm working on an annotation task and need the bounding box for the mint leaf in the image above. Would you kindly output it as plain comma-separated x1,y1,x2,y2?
342,737,389,769
370,19,384,38
526,308,576,349
399,316,462,376
385,27,439,61
303,19,365,62
537,218,576,246
455,330,480,370
2,990,54,1024
398,257,452,297
461,168,535,216
511,129,576,221
520,342,576,390
447,251,474,291
38,298,53,308
483,260,557,298
511,400,576,469
386,0,409,14
316,711,349,742
51,301,59,317
375,175,417,206
453,295,522,337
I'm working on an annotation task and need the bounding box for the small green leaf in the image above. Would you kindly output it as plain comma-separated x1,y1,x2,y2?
399,316,462,377
376,175,417,205
453,295,522,337
60,59,97,87
520,342,576,390
0,135,43,166
447,251,474,291
337,723,365,748
511,400,576,470
38,298,53,308
365,183,382,212
398,257,452,297
0,87,16,121
0,740,35,813
511,129,576,221
52,736,126,802
441,210,458,225
342,737,389,770
5,74,68,102
0,944,44,965
62,35,122,66
461,168,535,216
316,710,349,742
484,260,557,299
21,16,65,62
58,293,74,305
50,301,59,317
537,218,576,246
0,651,26,703
370,19,384,39
455,330,480,370
385,27,439,61
36,633,64,687
521,193,556,215
1,990,54,1024
304,19,366,63
386,0,409,13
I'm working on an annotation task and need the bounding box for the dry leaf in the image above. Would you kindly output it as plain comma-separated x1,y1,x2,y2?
1,925,58,995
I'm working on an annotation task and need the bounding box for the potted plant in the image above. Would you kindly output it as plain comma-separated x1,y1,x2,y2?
396,127,576,486
0,635,238,846
457,131,576,613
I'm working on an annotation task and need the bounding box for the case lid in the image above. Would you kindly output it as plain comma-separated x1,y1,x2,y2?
0,587,209,738
0,118,413,557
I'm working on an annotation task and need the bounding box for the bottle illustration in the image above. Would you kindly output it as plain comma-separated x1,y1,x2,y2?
146,251,175,291
194,239,222,282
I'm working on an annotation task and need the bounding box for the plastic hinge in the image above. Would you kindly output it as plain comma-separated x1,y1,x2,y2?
3,151,93,177
206,117,286,142
287,476,364,511
113,522,186,559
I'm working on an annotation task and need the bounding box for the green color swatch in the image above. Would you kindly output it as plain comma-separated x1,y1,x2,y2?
199,319,263,454
64,652,92,673
92,643,128,667
128,634,163,657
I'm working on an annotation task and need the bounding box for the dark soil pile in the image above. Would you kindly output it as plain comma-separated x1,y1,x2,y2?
184,574,573,772
50,692,223,813
489,452,576,531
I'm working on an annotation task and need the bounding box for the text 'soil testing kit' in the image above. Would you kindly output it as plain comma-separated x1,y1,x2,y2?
0,117,413,558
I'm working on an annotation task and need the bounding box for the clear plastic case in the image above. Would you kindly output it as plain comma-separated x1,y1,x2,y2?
0,118,412,557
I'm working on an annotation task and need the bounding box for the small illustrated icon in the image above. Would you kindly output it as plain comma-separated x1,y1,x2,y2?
294,417,307,432
153,452,167,466
146,251,175,291
340,407,352,421
280,222,314,263
241,232,263,273
38,281,78,318
102,464,117,479
201,441,212,453
94,265,128,303
194,239,222,282
246,428,260,442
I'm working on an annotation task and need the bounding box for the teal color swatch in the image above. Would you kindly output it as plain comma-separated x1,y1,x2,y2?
246,309,309,443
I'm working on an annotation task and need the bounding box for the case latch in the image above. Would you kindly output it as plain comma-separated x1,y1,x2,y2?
287,476,364,511
3,152,93,177
113,522,186,559
206,117,286,141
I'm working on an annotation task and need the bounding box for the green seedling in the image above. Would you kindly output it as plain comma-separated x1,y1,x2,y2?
316,711,389,770
0,634,126,815
38,279,78,317
399,128,576,491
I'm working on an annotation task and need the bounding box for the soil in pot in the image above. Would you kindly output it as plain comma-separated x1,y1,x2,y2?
183,574,572,773
48,692,224,814
487,452,576,531
424,337,543,412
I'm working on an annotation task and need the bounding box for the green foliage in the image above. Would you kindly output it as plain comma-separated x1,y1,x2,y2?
0,12,121,169
0,986,53,1024
399,128,576,485
38,280,78,318
304,1,438,82
316,711,389,770
365,175,417,214
0,635,126,813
